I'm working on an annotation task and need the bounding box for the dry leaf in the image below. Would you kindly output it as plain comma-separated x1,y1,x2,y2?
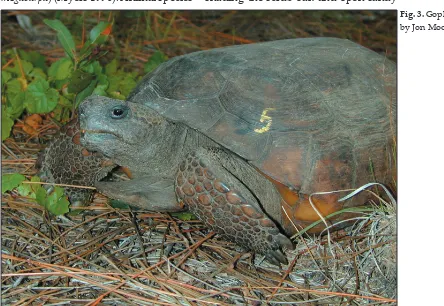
23,114,42,136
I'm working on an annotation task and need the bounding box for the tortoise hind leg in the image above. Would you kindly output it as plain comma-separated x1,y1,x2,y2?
175,147,293,265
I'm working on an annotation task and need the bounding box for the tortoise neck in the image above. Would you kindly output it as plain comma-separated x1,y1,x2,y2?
129,118,189,178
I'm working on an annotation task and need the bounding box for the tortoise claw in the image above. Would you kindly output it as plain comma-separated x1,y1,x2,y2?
264,233,293,265
276,233,295,251
44,184,55,195
37,169,50,182
70,200,84,208
266,253,282,266
266,248,288,265
37,170,54,194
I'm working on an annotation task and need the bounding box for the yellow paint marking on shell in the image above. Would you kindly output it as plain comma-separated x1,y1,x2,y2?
254,108,275,133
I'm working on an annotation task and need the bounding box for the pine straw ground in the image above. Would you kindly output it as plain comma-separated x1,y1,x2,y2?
2,11,397,305
1,188,397,305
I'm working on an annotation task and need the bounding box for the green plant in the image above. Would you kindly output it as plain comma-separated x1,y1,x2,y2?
2,174,70,215
2,20,110,140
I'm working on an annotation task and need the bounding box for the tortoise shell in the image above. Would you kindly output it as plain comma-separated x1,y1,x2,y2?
127,37,396,227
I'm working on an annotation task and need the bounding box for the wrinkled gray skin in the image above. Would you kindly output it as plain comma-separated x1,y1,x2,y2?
79,38,396,265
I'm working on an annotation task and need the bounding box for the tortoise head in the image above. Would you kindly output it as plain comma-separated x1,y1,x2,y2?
79,95,165,167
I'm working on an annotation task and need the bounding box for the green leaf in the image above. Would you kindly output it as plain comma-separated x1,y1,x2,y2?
79,39,92,59
24,79,59,113
75,79,97,108
82,61,103,75
18,50,47,71
90,22,110,45
93,61,104,75
144,51,168,73
53,78,70,90
17,176,41,198
2,49,16,62
119,77,137,97
106,71,137,100
58,95,74,108
6,92,26,119
1,107,15,141
35,185,70,216
68,70,94,94
5,78,24,98
105,59,118,75
35,186,48,206
107,91,126,100
1,71,12,86
171,212,197,221
109,199,130,209
17,183,32,197
92,74,109,96
44,19,76,61
45,186,70,215
5,60,34,77
2,173,26,193
51,103,71,122
48,58,73,81
107,74,120,93
5,79,26,119
29,67,47,80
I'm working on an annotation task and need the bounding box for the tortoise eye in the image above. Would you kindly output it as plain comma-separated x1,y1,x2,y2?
110,105,128,119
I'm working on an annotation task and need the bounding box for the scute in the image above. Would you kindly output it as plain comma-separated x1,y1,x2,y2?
128,37,396,193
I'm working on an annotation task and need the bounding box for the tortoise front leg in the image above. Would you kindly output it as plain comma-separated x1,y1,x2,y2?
95,177,184,212
175,148,294,265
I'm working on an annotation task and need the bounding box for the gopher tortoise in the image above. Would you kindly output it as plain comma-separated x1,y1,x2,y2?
75,37,396,264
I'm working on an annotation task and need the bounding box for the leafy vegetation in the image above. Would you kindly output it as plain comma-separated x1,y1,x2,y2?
2,174,69,215
2,20,112,140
